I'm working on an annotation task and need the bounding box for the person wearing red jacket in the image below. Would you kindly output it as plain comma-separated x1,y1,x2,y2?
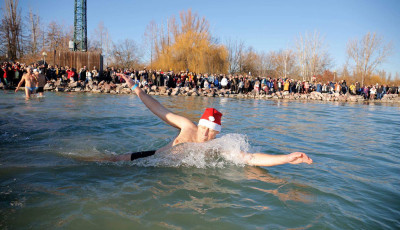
66,67,76,82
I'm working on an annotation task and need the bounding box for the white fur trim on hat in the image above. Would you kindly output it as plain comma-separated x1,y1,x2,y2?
198,119,221,132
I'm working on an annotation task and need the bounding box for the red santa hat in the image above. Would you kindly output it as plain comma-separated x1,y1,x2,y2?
198,108,222,132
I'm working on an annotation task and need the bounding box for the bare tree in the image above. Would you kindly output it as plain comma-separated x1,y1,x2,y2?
110,39,142,69
91,21,112,64
346,32,393,86
0,0,23,60
144,20,157,69
26,8,42,56
271,49,296,79
241,46,259,76
257,51,274,77
295,31,331,81
46,21,63,52
226,38,244,74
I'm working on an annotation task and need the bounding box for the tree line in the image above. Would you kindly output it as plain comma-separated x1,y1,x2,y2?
0,0,398,86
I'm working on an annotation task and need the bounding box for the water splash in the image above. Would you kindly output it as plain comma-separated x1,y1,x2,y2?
133,134,251,168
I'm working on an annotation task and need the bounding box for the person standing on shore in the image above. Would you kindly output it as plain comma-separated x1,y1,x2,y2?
15,68,37,99
108,73,313,167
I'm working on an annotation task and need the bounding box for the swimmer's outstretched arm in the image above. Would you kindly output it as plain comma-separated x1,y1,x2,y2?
118,73,195,130
243,152,313,167
15,75,26,92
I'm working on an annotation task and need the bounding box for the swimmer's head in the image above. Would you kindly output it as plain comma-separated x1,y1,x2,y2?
197,108,222,142
33,69,39,74
26,67,33,72
198,108,222,132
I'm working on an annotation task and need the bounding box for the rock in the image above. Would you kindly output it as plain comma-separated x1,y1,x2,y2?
110,90,117,94
311,91,322,97
116,86,123,93
44,83,54,91
151,85,158,92
349,96,358,102
92,89,101,93
172,88,180,96
159,86,167,94
0,82,3,89
55,87,64,92
68,82,78,88
338,95,347,102
104,83,111,93
74,88,82,92
121,88,131,94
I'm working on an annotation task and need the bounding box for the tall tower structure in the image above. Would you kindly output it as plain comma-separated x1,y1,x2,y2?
73,0,87,51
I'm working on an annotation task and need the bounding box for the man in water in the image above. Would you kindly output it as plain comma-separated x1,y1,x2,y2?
34,69,47,97
112,73,312,167
15,67,38,100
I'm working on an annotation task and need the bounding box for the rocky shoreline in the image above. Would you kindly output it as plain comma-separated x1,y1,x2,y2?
6,80,400,103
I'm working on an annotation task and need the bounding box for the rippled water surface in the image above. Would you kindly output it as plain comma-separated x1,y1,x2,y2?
1,91,399,229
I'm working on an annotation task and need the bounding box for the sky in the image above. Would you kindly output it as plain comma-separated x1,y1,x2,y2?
3,0,400,75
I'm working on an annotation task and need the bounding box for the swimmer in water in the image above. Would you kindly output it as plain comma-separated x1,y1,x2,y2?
110,73,312,167
15,67,38,100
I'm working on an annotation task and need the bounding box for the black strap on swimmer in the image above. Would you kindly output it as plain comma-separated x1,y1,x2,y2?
130,150,156,161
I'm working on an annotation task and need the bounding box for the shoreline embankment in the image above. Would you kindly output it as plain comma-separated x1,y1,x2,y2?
5,80,400,103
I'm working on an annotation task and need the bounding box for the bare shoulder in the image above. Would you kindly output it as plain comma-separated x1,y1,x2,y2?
173,125,198,145
180,117,197,130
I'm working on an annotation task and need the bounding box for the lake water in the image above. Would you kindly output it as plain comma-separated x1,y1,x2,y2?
1,91,399,229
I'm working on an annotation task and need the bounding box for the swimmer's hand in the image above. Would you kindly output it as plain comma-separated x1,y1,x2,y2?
15,87,19,92
117,73,135,88
287,152,313,165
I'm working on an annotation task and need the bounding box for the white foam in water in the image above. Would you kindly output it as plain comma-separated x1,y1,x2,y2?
63,147,116,161
133,134,251,168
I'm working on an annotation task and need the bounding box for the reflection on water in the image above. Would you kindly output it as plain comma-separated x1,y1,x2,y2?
244,167,313,204
0,92,399,229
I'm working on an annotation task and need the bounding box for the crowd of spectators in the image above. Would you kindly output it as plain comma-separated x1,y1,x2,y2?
2,61,400,100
